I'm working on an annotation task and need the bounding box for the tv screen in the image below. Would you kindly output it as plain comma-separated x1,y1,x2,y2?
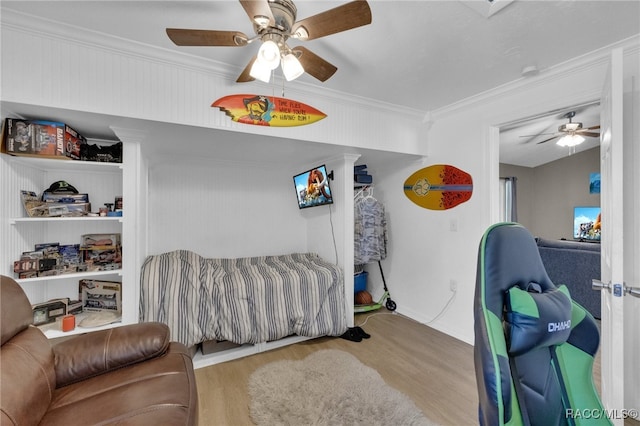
573,206,601,241
293,164,333,209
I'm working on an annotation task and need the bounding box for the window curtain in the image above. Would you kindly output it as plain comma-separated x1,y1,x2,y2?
499,177,518,222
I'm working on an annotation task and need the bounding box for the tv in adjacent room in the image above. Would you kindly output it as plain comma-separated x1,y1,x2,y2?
573,206,601,242
293,164,333,209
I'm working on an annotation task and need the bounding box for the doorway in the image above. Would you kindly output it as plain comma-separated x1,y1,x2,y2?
498,102,601,240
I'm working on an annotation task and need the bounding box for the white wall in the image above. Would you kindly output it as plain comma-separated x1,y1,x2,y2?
147,158,309,258
375,128,490,341
145,154,354,260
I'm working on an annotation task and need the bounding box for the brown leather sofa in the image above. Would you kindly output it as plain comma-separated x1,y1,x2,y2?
0,275,198,425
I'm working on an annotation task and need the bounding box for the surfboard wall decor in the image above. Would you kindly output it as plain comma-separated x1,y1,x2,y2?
212,94,326,127
403,164,473,210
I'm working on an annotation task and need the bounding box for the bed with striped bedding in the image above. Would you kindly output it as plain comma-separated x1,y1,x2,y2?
140,250,347,348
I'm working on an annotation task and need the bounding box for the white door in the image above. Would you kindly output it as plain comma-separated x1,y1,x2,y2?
598,48,625,425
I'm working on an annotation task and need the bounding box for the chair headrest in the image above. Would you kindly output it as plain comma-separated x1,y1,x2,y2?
478,224,555,318
504,284,572,356
1,275,35,345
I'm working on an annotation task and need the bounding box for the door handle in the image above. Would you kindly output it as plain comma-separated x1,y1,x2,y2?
626,286,640,298
592,279,640,298
592,279,611,292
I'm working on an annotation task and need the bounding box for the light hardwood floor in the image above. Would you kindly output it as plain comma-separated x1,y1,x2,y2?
195,311,478,425
194,311,636,426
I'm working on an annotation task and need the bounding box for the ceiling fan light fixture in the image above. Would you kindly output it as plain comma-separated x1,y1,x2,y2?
249,59,272,83
281,53,304,81
257,40,281,70
556,134,585,147
561,122,582,132
167,0,374,84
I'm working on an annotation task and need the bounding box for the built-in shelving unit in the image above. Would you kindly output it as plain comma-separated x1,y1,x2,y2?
9,216,122,225
39,313,124,339
1,152,132,337
14,269,122,285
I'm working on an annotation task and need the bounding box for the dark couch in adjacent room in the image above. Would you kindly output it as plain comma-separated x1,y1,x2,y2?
535,237,601,319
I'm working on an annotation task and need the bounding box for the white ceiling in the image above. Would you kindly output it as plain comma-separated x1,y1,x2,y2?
2,0,639,167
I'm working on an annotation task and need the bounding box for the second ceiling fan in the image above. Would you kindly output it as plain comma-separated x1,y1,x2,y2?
531,111,600,146
166,0,372,83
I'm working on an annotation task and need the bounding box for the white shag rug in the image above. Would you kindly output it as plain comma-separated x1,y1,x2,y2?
248,349,436,426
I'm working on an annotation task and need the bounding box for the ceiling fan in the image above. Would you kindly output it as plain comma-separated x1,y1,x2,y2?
524,111,600,147
166,0,372,84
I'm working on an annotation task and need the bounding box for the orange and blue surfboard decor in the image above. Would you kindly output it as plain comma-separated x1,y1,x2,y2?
403,164,473,210
212,94,327,127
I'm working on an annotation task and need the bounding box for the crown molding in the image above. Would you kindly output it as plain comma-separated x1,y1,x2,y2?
0,8,233,77
428,34,640,121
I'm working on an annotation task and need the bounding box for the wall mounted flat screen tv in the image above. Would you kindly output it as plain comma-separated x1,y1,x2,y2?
293,164,333,209
573,206,601,242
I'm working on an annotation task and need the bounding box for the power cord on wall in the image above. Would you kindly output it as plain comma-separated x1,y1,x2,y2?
328,204,338,265
423,290,456,325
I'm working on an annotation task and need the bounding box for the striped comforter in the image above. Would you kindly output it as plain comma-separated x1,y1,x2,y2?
140,250,347,347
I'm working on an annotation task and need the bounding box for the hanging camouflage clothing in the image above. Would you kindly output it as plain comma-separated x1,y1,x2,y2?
354,194,387,264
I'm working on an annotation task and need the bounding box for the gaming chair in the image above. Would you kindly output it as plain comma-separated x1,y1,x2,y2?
474,223,610,426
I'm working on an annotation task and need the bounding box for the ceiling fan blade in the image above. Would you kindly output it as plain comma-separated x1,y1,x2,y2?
578,131,601,138
536,135,561,145
292,46,338,82
585,125,601,130
167,28,248,46
519,132,556,138
518,128,557,144
291,0,372,41
239,0,275,28
236,55,257,83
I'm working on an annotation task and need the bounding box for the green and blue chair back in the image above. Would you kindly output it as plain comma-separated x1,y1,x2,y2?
474,223,610,426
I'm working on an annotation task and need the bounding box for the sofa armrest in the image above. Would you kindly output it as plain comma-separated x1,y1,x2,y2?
53,322,170,388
